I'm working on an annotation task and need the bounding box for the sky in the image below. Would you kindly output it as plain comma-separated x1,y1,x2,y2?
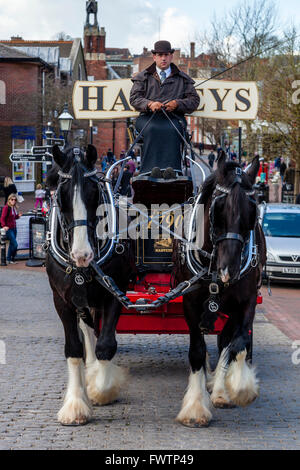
0,0,299,55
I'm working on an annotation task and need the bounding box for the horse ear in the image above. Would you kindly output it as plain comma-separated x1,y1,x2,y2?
86,145,98,166
246,155,260,185
217,150,227,170
52,145,65,168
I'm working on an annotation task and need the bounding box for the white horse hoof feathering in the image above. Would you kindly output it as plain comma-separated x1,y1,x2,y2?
85,359,129,406
225,349,259,407
176,369,212,428
57,358,92,426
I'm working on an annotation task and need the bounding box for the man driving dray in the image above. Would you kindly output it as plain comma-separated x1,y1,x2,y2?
130,40,200,178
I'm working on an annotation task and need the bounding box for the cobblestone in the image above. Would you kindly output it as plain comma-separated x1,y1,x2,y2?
0,268,299,450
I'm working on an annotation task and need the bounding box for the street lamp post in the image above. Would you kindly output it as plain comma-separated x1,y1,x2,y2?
58,103,74,146
44,121,53,172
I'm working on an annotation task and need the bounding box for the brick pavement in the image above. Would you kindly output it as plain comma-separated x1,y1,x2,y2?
0,268,299,450
261,285,300,341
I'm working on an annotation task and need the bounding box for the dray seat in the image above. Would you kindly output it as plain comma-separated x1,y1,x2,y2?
132,174,193,207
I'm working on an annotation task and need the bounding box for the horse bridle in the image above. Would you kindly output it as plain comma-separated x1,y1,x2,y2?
209,167,256,248
55,149,102,244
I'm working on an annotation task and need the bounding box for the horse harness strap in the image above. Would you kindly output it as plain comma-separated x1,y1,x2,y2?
215,232,245,244
90,260,208,311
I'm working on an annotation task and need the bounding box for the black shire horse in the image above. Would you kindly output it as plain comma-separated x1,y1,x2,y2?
174,152,266,427
46,145,133,425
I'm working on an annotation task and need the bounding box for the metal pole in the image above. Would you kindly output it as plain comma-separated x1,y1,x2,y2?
45,122,53,171
238,126,242,163
112,120,116,156
1,228,7,266
89,120,93,145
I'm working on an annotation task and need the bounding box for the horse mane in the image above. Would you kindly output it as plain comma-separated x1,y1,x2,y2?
46,164,60,190
216,161,253,190
199,172,216,205
199,160,253,206
46,152,74,190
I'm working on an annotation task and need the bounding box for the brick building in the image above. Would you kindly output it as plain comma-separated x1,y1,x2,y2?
0,38,87,191
0,44,53,190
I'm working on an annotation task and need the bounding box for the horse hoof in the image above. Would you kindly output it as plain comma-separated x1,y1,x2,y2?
60,417,89,427
57,398,92,426
228,389,259,408
179,417,211,428
212,397,236,409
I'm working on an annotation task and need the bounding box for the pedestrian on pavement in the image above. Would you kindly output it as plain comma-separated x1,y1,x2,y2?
101,154,108,173
280,160,287,183
0,193,22,264
107,149,116,165
111,167,120,192
34,184,46,209
230,150,237,161
119,149,126,160
127,156,137,175
119,165,132,197
274,156,281,170
208,151,215,169
3,177,17,204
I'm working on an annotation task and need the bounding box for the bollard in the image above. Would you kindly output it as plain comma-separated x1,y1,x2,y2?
1,228,7,266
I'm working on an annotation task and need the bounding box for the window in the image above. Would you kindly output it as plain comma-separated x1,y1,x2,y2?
263,213,300,238
0,80,6,104
12,138,35,182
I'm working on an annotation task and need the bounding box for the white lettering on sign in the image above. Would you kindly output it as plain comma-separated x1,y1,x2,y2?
0,80,6,105
73,79,259,121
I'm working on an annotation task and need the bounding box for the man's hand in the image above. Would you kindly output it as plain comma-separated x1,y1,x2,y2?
148,101,164,112
164,100,178,112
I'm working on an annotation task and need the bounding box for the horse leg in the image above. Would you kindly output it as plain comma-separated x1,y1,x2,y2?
224,300,259,407
176,304,212,427
85,297,128,406
211,322,235,408
54,295,92,425
79,315,97,366
210,346,234,408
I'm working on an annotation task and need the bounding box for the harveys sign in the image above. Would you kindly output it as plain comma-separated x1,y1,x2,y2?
73,79,259,120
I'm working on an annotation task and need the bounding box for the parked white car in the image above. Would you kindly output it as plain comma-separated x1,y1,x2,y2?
259,203,300,282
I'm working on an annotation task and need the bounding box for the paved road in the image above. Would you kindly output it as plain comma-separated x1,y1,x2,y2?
0,268,299,450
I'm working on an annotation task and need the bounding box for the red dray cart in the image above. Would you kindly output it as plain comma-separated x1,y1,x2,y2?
114,176,263,336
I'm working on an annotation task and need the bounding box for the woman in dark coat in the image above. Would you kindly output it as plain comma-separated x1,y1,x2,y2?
3,177,17,204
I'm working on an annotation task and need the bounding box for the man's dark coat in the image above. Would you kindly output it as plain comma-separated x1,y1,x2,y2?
130,63,200,115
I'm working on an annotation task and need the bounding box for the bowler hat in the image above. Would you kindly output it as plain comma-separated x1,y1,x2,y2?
151,40,175,54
